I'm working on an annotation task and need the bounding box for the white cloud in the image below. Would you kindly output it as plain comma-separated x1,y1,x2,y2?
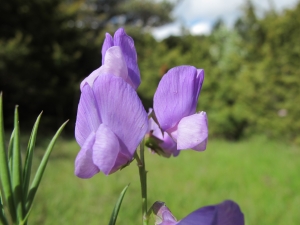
190,22,211,35
174,0,299,26
173,0,243,23
151,22,182,40
152,0,299,40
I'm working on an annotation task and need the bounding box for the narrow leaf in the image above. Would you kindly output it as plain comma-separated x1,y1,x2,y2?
12,106,24,222
0,195,8,225
25,120,68,215
0,93,16,222
23,112,42,200
8,129,14,173
108,184,130,225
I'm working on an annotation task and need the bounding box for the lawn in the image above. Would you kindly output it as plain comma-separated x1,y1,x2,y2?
28,136,300,225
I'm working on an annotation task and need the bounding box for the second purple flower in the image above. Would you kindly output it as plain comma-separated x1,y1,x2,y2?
153,66,208,153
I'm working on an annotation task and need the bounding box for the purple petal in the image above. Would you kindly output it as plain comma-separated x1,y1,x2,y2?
178,200,244,225
177,205,217,225
100,46,136,88
101,33,113,64
75,84,101,146
176,112,208,151
92,124,127,175
75,132,100,178
153,201,177,225
154,66,204,131
149,117,163,140
81,46,135,89
80,67,102,90
196,69,204,98
93,74,148,157
215,200,244,225
160,133,179,157
113,28,140,89
149,117,179,157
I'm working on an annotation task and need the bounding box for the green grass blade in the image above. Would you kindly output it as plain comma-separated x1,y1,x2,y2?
12,106,24,222
8,129,15,173
0,93,16,222
0,195,8,225
25,120,68,215
108,184,130,225
22,112,42,200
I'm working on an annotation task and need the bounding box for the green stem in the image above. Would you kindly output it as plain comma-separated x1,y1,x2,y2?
135,139,149,225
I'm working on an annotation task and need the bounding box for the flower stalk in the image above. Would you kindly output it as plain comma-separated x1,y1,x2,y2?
135,139,149,225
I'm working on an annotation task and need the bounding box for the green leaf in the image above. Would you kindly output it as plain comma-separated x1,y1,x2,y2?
25,120,68,216
0,93,16,222
22,112,42,201
11,106,24,222
108,184,130,225
0,195,8,225
8,129,15,173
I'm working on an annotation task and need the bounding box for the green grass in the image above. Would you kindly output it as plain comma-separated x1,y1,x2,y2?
28,136,300,225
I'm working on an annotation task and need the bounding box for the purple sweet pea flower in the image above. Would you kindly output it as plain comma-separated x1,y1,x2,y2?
75,74,148,178
102,28,140,89
147,109,179,157
153,66,208,151
80,28,140,90
153,200,244,225
80,46,137,90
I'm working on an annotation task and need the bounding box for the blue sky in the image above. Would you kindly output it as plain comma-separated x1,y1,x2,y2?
152,0,299,40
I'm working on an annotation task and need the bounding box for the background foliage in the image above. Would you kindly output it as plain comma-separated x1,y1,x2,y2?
0,0,299,143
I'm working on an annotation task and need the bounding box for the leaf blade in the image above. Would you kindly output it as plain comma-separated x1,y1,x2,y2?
11,106,24,222
108,184,130,225
25,120,68,216
22,112,42,201
0,93,16,222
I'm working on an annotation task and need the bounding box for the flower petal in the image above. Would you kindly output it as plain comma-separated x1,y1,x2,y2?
75,132,100,178
178,200,244,225
196,69,205,98
160,133,179,157
93,74,148,157
154,66,204,131
75,84,101,146
153,201,177,225
176,112,208,151
113,28,140,89
148,115,178,157
215,200,244,225
80,46,133,89
80,67,102,90
177,205,217,225
92,124,126,175
101,33,114,64
100,46,136,88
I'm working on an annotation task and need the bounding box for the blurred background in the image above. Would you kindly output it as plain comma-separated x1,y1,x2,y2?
0,0,299,224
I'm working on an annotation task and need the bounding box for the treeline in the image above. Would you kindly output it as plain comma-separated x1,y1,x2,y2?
140,1,300,142
1,0,299,143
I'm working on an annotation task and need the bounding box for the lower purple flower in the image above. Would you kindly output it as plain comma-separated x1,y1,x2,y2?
75,74,148,178
153,200,244,225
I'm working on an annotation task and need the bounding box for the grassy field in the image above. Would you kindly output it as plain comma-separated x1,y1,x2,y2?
27,136,300,225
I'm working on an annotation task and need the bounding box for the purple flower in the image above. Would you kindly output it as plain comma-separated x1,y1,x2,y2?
153,66,208,151
147,109,179,157
75,74,148,178
102,28,140,89
153,200,244,225
80,28,140,90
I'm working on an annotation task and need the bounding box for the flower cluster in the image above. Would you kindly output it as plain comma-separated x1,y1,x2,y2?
75,28,208,177
74,28,244,225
